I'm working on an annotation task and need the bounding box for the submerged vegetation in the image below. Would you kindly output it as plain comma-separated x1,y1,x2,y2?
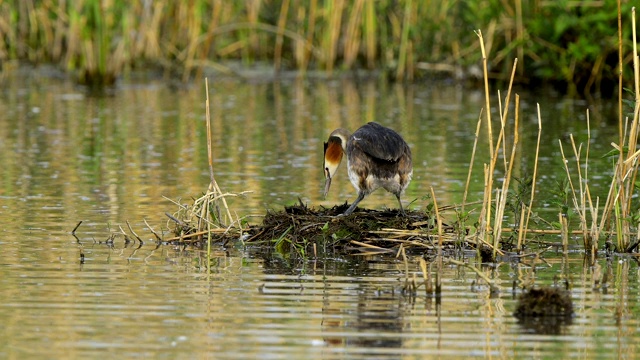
0,0,637,93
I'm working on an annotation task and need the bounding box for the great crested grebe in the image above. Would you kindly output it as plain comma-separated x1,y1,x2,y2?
323,122,413,215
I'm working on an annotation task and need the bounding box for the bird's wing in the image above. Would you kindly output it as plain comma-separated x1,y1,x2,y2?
351,122,407,162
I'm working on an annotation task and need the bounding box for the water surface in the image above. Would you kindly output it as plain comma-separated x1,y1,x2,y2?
0,67,636,358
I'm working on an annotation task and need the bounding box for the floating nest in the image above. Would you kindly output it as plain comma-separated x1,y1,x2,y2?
162,197,488,255
241,201,468,255
77,194,487,258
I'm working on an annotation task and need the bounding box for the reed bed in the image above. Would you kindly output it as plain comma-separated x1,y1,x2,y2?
0,1,635,90
461,6,640,266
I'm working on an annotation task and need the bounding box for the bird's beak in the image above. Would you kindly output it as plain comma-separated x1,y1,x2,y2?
323,176,332,199
323,136,343,199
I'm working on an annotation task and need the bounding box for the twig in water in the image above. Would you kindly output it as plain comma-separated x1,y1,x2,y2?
165,212,187,227
446,257,499,293
72,221,83,235
144,219,163,242
126,220,144,245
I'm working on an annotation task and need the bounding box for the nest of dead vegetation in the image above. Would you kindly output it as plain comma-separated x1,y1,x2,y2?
240,201,472,255
162,195,492,255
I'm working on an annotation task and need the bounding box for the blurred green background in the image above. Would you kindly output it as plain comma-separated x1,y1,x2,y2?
0,0,635,94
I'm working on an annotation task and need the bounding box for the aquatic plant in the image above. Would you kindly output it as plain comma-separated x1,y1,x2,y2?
514,286,573,318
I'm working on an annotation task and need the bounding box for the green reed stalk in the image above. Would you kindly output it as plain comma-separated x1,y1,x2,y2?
343,0,364,69
363,0,376,69
396,0,412,81
274,0,290,72
302,0,318,73
321,0,344,73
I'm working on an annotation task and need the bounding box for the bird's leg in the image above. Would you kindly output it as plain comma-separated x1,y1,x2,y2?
396,194,406,216
343,192,365,215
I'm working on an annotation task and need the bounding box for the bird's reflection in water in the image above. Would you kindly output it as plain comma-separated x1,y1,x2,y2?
322,286,406,350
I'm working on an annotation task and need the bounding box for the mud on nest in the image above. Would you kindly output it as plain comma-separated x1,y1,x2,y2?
242,201,462,255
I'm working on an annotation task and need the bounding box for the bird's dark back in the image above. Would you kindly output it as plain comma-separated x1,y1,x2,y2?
350,122,411,163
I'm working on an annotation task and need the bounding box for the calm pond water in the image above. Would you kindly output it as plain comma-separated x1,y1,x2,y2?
0,66,638,358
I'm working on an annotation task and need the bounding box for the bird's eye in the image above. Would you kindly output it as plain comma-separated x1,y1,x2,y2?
324,167,330,177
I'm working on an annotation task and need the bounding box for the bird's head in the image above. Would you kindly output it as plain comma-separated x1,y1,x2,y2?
323,129,349,198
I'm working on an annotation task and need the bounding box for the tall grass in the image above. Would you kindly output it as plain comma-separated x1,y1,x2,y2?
0,1,635,89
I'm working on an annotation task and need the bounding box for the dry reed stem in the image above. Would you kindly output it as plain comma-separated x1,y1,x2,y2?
569,134,589,242
143,218,162,242
596,9,639,252
583,113,601,252
430,187,443,252
633,8,639,100
430,187,443,292
625,8,640,219
462,110,483,216
485,58,518,258
351,240,390,251
618,0,625,148
376,238,435,249
622,9,640,248
475,30,495,238
419,257,432,295
478,164,490,244
475,30,494,159
399,244,409,278
125,220,143,243
205,78,233,226
504,228,584,235
557,111,600,255
518,104,542,252
497,90,507,170
493,94,520,259
560,213,569,256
